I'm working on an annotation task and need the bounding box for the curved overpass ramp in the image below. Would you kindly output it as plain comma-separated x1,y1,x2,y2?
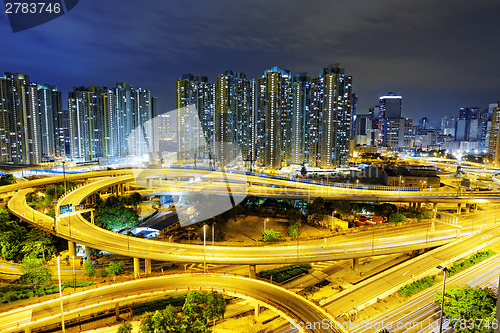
0,273,347,333
8,176,464,265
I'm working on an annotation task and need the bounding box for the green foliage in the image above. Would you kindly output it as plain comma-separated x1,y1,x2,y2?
435,286,496,333
398,276,436,296
95,195,139,231
257,263,311,283
21,229,55,260
61,281,94,288
19,256,52,288
0,217,27,262
83,262,96,277
133,296,186,316
0,281,94,303
448,250,495,276
0,174,16,186
106,262,124,275
139,292,225,333
117,321,133,333
262,228,281,242
389,213,406,223
306,197,328,216
100,269,108,277
288,221,300,239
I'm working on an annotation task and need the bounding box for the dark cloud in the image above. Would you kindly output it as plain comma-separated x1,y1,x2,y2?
1,0,499,124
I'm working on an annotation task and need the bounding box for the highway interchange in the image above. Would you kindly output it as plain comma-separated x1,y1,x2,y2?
2,164,500,332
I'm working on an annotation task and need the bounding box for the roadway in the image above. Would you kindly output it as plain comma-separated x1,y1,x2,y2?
351,253,500,333
0,273,347,333
321,224,500,322
9,179,483,265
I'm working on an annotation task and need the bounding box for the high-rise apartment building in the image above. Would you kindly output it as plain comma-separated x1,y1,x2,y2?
488,102,500,164
68,84,156,162
0,73,42,164
38,84,64,158
176,64,353,169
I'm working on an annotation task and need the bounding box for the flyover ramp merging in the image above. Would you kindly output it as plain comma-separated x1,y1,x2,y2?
7,177,463,265
0,273,347,333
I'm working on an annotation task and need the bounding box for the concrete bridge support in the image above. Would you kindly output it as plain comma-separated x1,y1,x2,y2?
254,302,261,316
145,258,152,275
457,203,462,216
146,178,152,189
352,258,359,271
85,246,91,261
134,258,140,278
68,241,76,258
249,264,256,278
115,301,120,320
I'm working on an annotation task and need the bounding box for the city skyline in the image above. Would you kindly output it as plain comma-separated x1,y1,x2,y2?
1,0,500,125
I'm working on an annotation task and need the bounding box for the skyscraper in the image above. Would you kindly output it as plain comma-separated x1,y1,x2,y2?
377,92,402,146
0,73,42,164
488,102,500,164
176,64,353,170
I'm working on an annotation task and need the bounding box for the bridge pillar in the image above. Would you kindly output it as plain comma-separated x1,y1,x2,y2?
174,177,179,185
134,258,140,278
457,203,462,216
146,178,152,189
248,264,256,278
432,203,439,219
254,302,261,317
145,258,152,275
417,202,421,209
115,301,120,320
85,246,92,261
352,258,359,271
68,241,76,258
473,203,478,212
24,326,31,333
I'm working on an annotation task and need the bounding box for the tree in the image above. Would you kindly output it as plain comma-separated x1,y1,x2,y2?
288,221,300,239
0,174,16,186
117,321,133,333
435,286,497,333
19,256,52,289
106,262,124,276
0,218,27,262
300,166,307,176
262,229,281,242
306,197,327,216
83,262,96,277
21,229,55,260
389,213,406,223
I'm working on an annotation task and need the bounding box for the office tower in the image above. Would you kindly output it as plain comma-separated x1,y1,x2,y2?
291,73,311,165
386,118,413,149
488,102,500,164
441,116,456,136
354,114,372,146
350,93,358,139
455,107,480,142
419,117,429,130
309,64,352,168
176,74,215,164
68,86,111,161
377,92,402,145
0,73,42,164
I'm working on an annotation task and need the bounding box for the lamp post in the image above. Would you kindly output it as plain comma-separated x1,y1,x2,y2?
56,256,66,333
212,223,215,259
62,161,66,194
437,265,448,333
264,218,268,232
72,256,76,291
203,224,207,273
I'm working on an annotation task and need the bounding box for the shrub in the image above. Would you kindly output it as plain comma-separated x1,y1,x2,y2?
262,229,281,242
106,262,124,275
83,262,95,277
257,264,311,283
288,222,300,239
389,213,406,223
398,276,436,296
117,321,132,333
448,250,495,276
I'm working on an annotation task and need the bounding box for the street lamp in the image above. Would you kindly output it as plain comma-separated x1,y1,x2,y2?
62,161,66,194
72,256,76,291
436,265,448,333
56,256,66,333
264,218,268,232
203,224,207,273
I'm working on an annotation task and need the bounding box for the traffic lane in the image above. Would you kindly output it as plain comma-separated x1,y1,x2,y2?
24,274,343,333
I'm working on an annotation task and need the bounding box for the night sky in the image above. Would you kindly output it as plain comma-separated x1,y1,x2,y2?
2,0,500,125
